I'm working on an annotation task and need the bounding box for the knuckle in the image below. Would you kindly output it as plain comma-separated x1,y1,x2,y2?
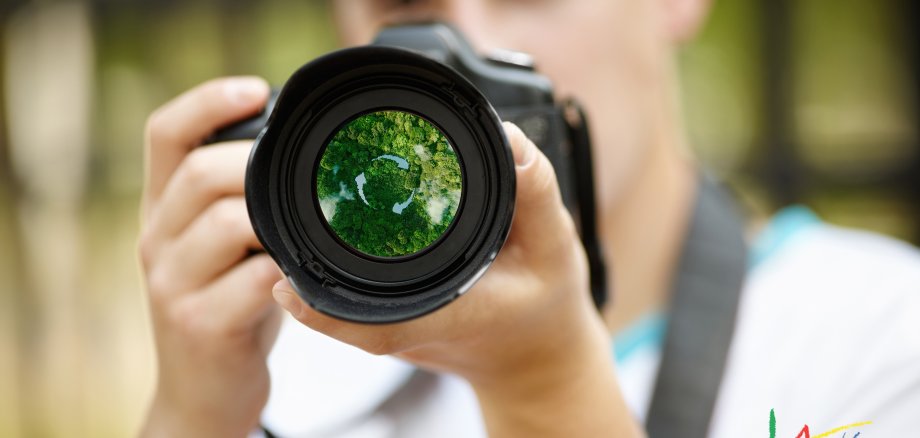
176,148,214,188
137,229,158,268
145,265,175,305
145,108,176,146
249,256,280,288
168,298,208,339
208,198,246,232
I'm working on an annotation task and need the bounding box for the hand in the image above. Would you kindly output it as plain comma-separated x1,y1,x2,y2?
138,77,280,437
273,123,641,436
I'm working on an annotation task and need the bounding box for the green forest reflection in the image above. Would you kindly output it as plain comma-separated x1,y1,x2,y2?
316,111,463,257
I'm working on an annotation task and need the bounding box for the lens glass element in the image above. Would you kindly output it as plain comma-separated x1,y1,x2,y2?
316,110,463,258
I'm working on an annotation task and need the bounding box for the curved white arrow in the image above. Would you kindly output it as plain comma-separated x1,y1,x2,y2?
354,154,415,213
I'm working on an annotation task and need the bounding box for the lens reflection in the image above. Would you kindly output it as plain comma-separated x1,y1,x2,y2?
316,111,463,257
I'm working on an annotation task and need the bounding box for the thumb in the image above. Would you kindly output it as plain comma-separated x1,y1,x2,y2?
503,122,576,257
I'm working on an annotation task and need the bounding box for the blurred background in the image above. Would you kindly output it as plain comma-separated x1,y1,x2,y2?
0,0,916,436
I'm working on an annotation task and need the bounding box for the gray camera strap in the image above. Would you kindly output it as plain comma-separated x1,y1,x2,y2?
645,176,748,437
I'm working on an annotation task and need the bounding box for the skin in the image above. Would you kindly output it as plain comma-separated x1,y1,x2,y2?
140,0,711,436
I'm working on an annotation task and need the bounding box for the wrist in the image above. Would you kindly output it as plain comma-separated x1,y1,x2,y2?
141,391,256,438
468,314,643,437
469,312,610,401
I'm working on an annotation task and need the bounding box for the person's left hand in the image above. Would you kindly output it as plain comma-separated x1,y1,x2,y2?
272,122,608,386
274,123,642,436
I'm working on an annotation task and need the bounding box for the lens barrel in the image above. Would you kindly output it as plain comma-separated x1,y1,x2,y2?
246,46,515,323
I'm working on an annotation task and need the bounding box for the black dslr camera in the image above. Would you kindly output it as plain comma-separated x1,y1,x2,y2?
211,23,606,323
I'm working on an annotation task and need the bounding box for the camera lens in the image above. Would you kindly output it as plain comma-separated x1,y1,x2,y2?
245,46,515,323
316,110,463,258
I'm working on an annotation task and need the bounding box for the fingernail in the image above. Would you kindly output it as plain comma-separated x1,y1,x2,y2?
224,77,268,106
272,288,300,312
513,137,536,167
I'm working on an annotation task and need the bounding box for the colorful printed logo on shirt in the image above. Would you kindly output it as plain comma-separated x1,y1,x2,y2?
769,409,871,438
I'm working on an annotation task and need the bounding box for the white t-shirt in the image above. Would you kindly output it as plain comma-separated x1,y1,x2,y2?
259,207,920,437
710,207,920,437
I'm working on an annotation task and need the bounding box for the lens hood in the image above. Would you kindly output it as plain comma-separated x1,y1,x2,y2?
246,46,515,323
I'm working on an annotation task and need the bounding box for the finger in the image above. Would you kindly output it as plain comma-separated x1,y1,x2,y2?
190,254,282,335
156,197,262,293
144,76,269,204
271,280,361,343
271,279,420,354
147,142,250,238
270,276,484,357
502,122,576,258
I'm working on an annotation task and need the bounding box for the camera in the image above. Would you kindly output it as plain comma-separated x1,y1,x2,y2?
209,23,606,323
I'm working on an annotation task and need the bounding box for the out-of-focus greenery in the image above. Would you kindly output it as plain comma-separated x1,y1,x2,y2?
680,0,917,240
0,1,915,437
317,111,462,257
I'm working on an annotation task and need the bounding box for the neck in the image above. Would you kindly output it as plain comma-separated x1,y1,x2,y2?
599,122,696,335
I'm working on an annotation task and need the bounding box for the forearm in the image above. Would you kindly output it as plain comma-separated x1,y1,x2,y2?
471,323,645,437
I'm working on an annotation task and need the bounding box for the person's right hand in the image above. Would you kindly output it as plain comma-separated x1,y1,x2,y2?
138,77,281,437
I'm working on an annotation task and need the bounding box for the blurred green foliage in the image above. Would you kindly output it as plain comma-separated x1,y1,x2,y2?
0,1,915,437
316,111,462,257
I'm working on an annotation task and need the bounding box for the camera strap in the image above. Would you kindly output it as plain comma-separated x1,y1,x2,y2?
645,176,748,438
562,100,609,311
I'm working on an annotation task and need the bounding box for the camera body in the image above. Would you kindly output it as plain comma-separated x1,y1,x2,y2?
211,23,606,322
374,25,575,206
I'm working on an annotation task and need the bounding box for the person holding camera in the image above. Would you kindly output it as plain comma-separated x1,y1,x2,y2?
139,1,920,437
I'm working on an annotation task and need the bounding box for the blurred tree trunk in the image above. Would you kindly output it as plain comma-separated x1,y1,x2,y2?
0,7,27,438
3,3,94,435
